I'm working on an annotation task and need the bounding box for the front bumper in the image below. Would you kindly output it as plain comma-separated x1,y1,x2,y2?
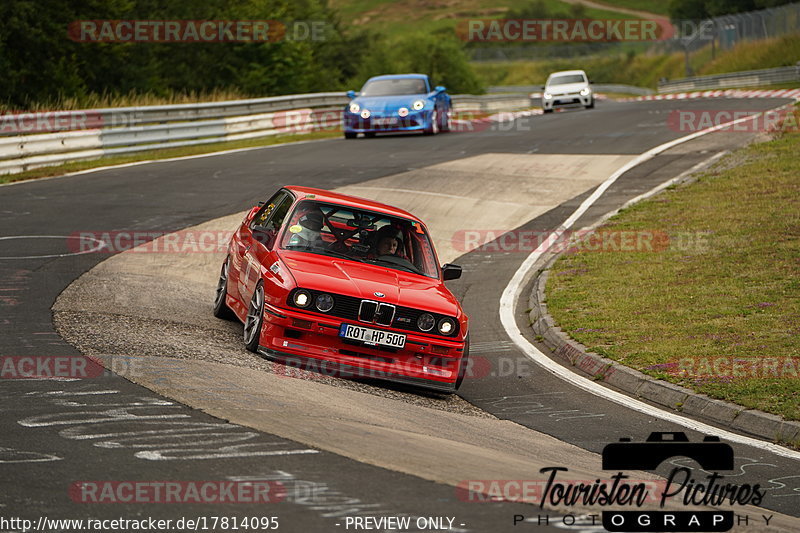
343,110,429,134
258,303,465,391
542,93,592,110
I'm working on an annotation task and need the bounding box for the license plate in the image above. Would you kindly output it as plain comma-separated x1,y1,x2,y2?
339,324,406,348
373,118,398,126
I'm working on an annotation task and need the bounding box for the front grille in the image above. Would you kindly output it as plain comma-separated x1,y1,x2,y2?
287,288,459,337
359,300,395,326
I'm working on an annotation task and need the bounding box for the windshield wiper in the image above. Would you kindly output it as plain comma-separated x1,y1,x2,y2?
284,245,363,262
366,257,424,276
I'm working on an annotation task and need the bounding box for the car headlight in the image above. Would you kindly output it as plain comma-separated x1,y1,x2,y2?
412,100,425,111
349,102,360,113
437,318,455,336
417,313,435,332
580,88,591,96
315,293,334,312
360,109,371,119
293,289,311,308
543,92,553,100
398,107,409,117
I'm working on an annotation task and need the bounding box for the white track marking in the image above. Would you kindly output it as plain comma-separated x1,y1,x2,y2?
500,108,800,461
0,235,105,259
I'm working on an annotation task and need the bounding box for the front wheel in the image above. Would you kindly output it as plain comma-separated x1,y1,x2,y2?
213,257,234,320
586,98,595,109
244,282,265,353
423,110,439,135
543,108,554,114
344,131,357,139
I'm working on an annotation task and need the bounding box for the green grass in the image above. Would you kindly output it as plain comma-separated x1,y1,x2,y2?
0,130,340,185
473,33,800,88
331,0,637,41
0,88,252,113
545,108,800,421
587,0,669,16
697,34,800,76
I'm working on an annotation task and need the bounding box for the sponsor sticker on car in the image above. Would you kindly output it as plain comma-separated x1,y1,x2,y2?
339,323,406,349
372,117,398,126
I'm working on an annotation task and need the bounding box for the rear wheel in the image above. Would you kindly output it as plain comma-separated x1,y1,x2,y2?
244,282,265,353
364,132,376,138
212,257,234,320
543,108,554,114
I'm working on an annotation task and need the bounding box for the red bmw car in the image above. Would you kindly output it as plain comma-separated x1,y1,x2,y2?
213,186,469,392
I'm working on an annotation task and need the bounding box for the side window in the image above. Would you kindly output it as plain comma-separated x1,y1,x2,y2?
266,194,292,232
251,191,284,229
252,191,292,230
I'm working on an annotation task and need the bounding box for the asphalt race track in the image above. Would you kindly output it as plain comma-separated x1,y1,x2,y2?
1,97,799,532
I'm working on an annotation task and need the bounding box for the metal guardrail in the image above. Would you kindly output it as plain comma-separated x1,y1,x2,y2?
488,84,654,95
658,64,800,92
0,92,532,175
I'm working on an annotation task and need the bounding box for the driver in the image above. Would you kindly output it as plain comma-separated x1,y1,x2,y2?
370,225,403,257
287,208,324,248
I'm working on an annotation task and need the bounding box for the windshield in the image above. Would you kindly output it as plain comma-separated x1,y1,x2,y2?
280,200,440,278
548,74,587,86
360,78,428,96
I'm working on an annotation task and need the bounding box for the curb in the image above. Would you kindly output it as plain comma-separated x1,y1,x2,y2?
526,234,800,447
618,88,800,102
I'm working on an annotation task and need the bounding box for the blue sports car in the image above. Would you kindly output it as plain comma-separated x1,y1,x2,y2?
343,74,452,138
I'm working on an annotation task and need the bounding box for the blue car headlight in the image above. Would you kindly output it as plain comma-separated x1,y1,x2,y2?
398,107,409,117
412,100,425,111
349,102,360,113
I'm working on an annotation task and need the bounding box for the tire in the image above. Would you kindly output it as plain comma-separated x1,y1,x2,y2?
454,334,470,390
212,257,235,320
344,131,357,139
364,132,376,138
586,98,595,109
243,282,265,353
543,108,554,114
440,108,451,132
423,109,439,135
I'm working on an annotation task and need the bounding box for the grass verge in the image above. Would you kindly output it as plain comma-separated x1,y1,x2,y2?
0,130,341,186
545,106,800,421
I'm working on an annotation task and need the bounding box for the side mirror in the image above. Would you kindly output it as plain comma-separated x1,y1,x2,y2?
346,90,356,99
244,205,259,223
541,85,546,91
435,85,446,93
442,263,462,281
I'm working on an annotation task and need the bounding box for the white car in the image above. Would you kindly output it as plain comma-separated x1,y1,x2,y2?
541,70,594,113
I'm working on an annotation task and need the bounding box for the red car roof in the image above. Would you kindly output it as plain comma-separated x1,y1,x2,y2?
284,186,422,222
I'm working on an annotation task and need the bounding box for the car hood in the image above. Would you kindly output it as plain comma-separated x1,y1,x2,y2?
278,250,461,317
546,82,588,94
352,95,428,112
